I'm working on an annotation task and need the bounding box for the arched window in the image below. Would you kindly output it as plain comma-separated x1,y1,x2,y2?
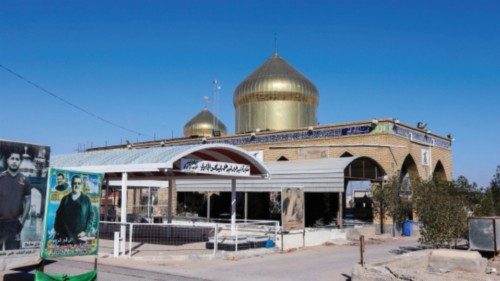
340,151,353,157
277,156,289,161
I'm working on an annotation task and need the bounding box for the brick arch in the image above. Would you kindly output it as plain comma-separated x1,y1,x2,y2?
340,151,354,157
344,156,386,181
401,154,419,182
433,160,447,181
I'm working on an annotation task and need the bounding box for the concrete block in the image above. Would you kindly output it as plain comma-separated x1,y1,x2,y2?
346,225,376,240
428,249,488,274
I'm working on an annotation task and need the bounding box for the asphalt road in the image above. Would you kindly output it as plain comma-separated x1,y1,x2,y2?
2,237,420,281
2,259,204,281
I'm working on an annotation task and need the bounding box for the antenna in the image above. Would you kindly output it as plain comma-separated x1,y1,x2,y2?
203,95,210,109
274,32,278,56
212,80,221,137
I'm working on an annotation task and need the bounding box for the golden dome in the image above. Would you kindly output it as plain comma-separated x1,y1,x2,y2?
183,108,227,138
234,54,319,133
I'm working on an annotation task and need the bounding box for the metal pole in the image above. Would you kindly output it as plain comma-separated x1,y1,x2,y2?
338,192,343,229
235,224,239,252
104,178,109,221
168,179,173,224
207,192,211,222
275,221,278,246
147,186,151,221
360,235,365,266
231,179,237,236
120,172,128,255
129,223,133,257
213,223,218,255
244,192,248,222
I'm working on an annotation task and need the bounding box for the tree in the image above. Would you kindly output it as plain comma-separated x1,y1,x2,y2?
491,165,500,215
372,175,412,235
413,179,468,248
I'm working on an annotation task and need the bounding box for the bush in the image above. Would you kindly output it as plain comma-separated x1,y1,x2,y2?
413,179,467,247
372,175,412,234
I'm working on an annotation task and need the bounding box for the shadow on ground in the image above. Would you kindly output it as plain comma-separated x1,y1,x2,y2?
2,260,56,281
389,245,424,255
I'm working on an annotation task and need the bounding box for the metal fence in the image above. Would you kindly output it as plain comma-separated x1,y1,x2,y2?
99,219,279,257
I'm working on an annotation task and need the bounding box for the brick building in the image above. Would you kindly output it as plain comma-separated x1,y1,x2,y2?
91,53,453,230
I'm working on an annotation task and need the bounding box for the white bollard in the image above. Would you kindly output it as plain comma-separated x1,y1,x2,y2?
113,231,120,257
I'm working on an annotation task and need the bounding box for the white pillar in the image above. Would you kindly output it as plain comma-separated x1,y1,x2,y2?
120,172,128,255
147,186,151,221
244,192,248,222
167,179,173,224
207,193,211,222
231,179,237,236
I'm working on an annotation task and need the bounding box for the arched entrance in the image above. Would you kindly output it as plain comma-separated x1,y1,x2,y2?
401,154,418,182
342,157,386,224
433,161,447,181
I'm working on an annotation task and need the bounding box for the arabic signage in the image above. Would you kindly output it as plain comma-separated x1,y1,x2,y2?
180,158,250,177
41,168,103,258
0,140,50,260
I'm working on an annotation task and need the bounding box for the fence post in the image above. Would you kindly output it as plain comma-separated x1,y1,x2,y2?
120,223,126,255
129,223,133,257
274,221,278,245
359,235,365,266
214,223,218,255
113,231,120,257
235,224,239,252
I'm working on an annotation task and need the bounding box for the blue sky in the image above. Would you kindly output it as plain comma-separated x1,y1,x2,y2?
1,1,499,187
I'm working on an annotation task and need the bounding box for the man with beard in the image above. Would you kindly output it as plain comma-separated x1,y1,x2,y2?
54,172,69,191
0,152,31,250
54,175,93,244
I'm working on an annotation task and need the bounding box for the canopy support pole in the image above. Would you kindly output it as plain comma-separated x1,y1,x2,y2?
120,172,128,255
207,192,211,222
231,179,237,236
244,192,248,222
168,179,174,224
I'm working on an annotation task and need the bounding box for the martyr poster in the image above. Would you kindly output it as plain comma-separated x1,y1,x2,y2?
0,140,50,258
281,187,305,232
41,168,103,258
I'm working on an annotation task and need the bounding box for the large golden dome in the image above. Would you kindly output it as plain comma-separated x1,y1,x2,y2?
234,54,319,133
183,108,227,138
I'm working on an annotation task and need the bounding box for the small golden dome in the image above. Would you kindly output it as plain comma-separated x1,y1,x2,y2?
183,108,227,138
233,54,319,133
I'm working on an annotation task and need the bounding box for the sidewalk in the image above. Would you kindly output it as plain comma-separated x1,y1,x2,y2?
68,238,278,265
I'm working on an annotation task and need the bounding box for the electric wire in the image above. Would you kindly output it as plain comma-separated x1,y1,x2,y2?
0,64,152,138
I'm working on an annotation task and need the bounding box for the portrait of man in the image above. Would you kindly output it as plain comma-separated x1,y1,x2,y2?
281,187,304,232
54,175,94,244
0,152,31,250
54,172,69,191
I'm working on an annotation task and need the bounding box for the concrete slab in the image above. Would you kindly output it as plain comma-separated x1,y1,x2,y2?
428,249,488,274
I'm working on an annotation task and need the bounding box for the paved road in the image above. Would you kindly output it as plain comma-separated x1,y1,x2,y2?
2,237,420,281
2,259,204,281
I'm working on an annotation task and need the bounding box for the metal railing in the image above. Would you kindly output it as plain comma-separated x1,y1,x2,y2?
99,219,279,257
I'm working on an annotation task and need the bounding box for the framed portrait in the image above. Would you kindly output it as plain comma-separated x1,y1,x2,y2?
41,168,103,258
281,187,305,232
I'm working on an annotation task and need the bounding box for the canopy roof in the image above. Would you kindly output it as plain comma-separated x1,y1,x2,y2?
175,157,367,192
51,143,269,180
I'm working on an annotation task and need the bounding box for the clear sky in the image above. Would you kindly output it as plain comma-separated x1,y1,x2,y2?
1,1,499,187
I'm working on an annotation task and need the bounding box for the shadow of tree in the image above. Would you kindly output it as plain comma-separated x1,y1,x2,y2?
341,273,352,280
389,245,425,255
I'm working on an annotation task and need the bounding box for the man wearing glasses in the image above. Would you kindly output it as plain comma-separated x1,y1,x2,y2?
54,175,94,244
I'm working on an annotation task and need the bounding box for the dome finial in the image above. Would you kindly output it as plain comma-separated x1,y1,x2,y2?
274,32,279,57
203,95,210,109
